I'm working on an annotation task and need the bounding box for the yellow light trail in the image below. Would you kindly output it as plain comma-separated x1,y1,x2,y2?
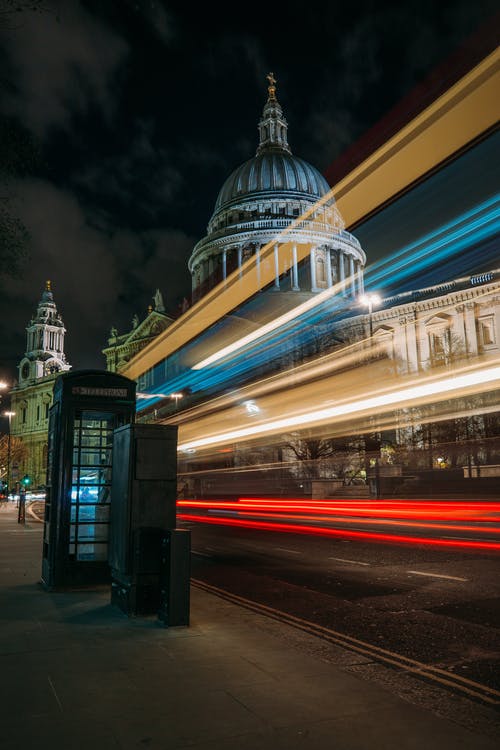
191,279,347,369
177,363,500,452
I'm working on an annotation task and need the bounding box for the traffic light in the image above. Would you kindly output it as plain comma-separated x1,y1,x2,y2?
21,474,31,488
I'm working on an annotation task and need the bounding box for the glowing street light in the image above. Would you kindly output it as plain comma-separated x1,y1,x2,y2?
3,410,15,500
170,392,184,409
360,293,381,339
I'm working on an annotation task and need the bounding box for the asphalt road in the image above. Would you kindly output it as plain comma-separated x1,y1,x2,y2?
180,517,500,702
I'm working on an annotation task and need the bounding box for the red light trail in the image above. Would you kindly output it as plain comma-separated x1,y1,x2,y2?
178,498,500,551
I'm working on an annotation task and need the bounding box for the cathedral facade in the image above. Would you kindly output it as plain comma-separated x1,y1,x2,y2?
116,70,499,482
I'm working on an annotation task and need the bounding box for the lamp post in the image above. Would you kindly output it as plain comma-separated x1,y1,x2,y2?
360,293,381,340
3,411,15,501
359,294,381,498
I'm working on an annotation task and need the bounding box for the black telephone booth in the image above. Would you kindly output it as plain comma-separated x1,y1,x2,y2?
41,370,136,590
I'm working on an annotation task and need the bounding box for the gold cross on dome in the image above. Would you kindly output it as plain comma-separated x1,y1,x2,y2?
266,71,276,99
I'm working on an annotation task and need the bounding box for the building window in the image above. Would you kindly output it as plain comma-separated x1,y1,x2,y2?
478,316,496,348
45,403,50,419
37,405,40,422
429,329,451,364
22,407,27,424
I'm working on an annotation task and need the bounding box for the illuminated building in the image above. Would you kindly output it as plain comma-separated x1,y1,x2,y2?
116,52,499,490
103,289,174,374
10,281,71,489
188,73,365,304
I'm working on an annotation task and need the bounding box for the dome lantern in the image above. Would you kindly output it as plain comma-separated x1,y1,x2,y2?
257,72,291,155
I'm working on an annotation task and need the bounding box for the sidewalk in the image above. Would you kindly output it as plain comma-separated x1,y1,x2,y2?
0,503,497,750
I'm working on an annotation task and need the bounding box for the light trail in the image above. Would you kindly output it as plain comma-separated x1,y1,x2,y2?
191,279,346,370
178,498,500,522
190,196,499,372
177,513,500,551
179,499,500,548
177,363,500,452
181,506,500,536
365,194,500,288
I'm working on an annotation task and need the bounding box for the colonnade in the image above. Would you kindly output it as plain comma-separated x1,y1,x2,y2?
193,241,365,298
27,327,64,354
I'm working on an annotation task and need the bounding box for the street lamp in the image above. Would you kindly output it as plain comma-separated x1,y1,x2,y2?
170,393,184,410
359,294,381,497
3,411,15,501
360,293,381,339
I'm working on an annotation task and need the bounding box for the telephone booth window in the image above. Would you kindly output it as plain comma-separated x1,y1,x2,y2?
69,411,114,561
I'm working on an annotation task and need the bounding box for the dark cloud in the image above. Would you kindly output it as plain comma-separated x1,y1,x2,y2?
2,0,128,137
2,179,194,372
0,0,497,387
73,118,185,223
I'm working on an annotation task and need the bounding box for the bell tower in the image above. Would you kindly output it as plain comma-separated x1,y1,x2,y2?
10,281,71,490
18,280,71,386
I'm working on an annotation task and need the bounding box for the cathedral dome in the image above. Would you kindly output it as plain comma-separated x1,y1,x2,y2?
188,73,364,303
213,152,332,215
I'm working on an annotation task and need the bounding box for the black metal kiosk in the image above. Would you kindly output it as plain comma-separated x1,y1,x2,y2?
41,370,136,590
109,422,190,625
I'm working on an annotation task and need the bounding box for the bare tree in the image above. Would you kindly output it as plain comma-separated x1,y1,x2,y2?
282,433,364,483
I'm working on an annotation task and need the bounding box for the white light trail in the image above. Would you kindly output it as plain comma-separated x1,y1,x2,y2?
191,281,346,369
178,365,500,452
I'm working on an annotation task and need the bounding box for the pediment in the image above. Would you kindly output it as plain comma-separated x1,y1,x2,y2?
125,313,170,344
425,313,452,328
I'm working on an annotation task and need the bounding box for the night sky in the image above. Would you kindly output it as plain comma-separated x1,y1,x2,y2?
0,0,497,387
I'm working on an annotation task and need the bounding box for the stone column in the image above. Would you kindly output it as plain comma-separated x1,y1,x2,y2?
238,245,243,279
394,319,408,371
326,247,333,288
349,255,356,297
464,302,478,355
310,247,317,291
405,312,419,373
256,245,261,289
339,251,346,294
417,317,430,367
291,243,299,290
222,249,227,280
274,243,280,289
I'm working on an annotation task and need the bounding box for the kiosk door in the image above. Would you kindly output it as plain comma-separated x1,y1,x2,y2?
70,410,114,562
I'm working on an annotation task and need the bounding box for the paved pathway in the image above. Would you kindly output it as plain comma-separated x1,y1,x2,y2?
0,502,498,749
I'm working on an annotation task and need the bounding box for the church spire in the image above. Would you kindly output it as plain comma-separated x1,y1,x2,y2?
18,281,71,384
257,72,291,155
